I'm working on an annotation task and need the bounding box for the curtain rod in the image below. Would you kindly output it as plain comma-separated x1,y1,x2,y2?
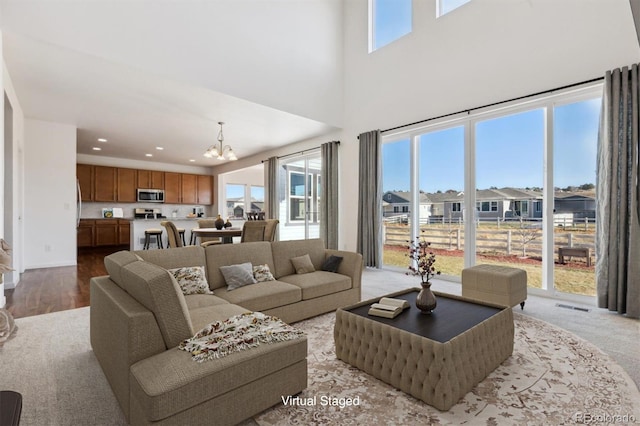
372,76,604,136
261,141,339,163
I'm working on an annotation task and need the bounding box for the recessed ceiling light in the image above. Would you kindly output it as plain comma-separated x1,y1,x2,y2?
155,146,164,150
145,154,153,157
92,147,102,151
98,138,107,142
189,159,196,162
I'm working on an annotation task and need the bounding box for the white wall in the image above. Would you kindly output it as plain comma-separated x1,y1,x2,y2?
24,119,77,269
2,59,26,291
76,153,213,175
337,0,640,251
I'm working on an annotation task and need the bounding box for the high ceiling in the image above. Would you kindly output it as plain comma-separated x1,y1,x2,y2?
0,0,343,166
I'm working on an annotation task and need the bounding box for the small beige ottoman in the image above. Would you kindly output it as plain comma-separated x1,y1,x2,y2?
462,264,527,309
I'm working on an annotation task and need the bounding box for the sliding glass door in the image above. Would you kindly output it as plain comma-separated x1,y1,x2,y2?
278,153,321,241
379,84,602,299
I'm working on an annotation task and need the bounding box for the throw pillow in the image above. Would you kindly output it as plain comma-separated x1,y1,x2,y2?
168,266,213,296
321,255,343,273
290,254,315,274
220,262,257,291
253,264,275,282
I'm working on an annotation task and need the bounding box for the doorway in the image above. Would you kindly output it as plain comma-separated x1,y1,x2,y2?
278,152,321,241
4,93,14,289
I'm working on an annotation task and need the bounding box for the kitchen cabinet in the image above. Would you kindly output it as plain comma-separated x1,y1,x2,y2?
181,174,198,204
77,219,129,247
137,170,164,189
77,219,95,248
117,168,137,202
76,164,94,202
94,166,117,202
95,219,119,246
197,175,213,205
164,172,181,204
118,220,131,245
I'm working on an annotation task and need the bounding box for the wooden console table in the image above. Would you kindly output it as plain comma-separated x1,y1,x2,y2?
558,247,591,267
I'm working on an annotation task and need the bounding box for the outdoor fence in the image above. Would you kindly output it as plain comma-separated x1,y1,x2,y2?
384,223,595,258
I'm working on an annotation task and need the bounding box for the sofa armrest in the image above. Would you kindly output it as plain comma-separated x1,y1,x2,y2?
326,249,363,291
90,276,166,421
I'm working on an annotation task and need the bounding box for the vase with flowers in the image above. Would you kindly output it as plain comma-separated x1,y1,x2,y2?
406,235,441,314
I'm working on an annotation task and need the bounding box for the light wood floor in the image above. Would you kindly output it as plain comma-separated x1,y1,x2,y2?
4,247,121,319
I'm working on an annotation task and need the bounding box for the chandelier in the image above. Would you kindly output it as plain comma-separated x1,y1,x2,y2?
204,122,237,161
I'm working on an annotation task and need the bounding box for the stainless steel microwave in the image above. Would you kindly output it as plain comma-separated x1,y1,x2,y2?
137,188,165,203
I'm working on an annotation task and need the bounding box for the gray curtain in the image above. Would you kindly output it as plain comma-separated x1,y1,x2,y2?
320,141,339,249
596,65,640,318
357,130,382,268
265,156,279,239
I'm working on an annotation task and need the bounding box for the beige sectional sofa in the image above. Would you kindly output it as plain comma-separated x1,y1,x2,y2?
90,238,363,425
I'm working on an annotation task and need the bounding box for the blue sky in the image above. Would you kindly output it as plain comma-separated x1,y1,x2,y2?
383,98,601,193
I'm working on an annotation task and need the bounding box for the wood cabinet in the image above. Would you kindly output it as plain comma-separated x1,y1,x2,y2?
94,166,117,202
76,164,94,202
77,219,95,248
78,219,130,248
77,163,213,205
137,170,164,189
118,220,131,245
197,175,213,205
181,174,198,204
94,219,119,246
164,172,182,204
117,168,137,202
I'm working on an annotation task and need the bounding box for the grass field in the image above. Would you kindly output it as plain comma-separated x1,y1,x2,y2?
384,245,596,296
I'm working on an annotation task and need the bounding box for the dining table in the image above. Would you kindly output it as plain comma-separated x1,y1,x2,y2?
190,227,242,244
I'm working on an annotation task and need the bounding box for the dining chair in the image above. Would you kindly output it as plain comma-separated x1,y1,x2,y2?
160,221,183,248
240,221,267,242
196,219,222,247
263,219,279,242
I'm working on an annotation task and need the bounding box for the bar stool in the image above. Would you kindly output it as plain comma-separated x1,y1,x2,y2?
176,228,186,246
143,229,164,249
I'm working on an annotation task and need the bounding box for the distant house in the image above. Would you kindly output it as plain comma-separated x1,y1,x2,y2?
383,188,594,222
553,192,596,219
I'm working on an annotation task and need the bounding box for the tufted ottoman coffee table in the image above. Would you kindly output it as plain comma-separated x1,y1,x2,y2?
334,288,514,411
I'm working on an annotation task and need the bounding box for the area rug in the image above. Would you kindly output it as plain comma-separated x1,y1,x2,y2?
3,308,639,426
255,312,640,425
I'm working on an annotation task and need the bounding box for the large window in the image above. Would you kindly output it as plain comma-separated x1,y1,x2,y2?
380,84,601,299
278,153,321,241
225,184,264,219
437,0,471,17
370,0,412,52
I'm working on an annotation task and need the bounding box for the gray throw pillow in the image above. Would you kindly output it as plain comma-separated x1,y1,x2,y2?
220,262,257,290
291,254,315,274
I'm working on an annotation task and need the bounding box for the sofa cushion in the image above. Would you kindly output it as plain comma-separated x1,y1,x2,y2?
120,261,193,349
204,242,275,290
135,246,206,272
104,250,141,290
168,266,213,295
183,294,230,311
220,262,257,290
214,281,302,312
271,239,326,278
130,334,307,423
278,271,352,300
189,303,249,331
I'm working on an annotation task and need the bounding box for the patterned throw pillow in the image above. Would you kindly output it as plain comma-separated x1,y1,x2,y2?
253,264,275,282
168,266,213,296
